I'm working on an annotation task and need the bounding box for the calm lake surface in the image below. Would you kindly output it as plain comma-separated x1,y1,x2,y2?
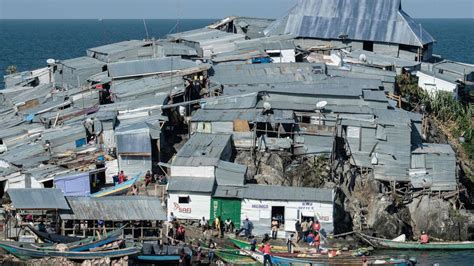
1,19,473,89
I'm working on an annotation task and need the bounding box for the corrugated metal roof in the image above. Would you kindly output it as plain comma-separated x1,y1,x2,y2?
108,57,207,79
201,93,258,109
112,76,183,101
349,50,420,68
61,196,166,221
192,108,295,124
87,40,150,55
167,176,215,193
215,160,246,186
7,188,70,210
214,185,333,203
59,57,105,70
265,0,434,47
412,143,455,155
363,90,388,103
172,133,232,167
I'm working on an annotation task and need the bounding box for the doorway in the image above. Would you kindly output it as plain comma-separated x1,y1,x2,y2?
271,206,285,226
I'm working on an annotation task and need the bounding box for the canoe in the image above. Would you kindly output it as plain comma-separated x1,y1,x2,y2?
358,233,474,250
0,241,139,260
91,172,141,197
26,224,81,244
136,255,180,261
199,240,257,265
33,226,124,252
243,249,415,266
230,237,288,252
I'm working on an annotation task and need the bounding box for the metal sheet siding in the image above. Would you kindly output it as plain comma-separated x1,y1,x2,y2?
210,198,242,229
54,172,91,196
168,193,212,220
119,155,152,177
265,0,434,47
7,188,70,210
61,196,166,221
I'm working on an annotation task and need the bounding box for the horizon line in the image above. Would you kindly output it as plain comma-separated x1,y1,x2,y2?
1,17,473,20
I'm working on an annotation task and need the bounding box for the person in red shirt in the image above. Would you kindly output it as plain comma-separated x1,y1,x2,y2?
312,220,321,232
314,233,321,252
118,171,126,184
262,242,272,266
420,231,429,244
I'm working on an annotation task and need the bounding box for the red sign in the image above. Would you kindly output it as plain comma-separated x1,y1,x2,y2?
95,84,103,89
174,202,191,213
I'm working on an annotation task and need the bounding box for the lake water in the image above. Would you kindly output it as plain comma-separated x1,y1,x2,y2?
0,19,473,89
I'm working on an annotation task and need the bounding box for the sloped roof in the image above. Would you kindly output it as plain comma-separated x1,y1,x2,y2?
108,57,208,79
265,0,434,47
7,189,70,210
215,161,247,186
167,176,215,193
87,40,150,55
172,133,232,167
61,196,167,221
214,185,333,203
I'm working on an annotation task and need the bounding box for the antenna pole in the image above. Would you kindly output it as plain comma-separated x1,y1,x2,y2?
143,19,150,40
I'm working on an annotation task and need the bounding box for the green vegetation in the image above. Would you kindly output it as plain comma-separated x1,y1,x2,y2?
397,74,474,180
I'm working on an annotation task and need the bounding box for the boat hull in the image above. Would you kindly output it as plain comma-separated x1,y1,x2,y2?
0,242,138,260
359,233,474,250
91,173,140,197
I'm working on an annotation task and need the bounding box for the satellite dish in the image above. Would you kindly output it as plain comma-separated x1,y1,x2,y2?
46,58,56,65
359,54,367,62
316,101,327,109
263,101,272,111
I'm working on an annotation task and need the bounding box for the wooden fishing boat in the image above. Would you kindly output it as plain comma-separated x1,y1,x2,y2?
34,227,124,252
242,249,415,266
199,240,257,265
358,233,474,250
26,224,81,244
230,237,289,253
0,241,139,260
91,173,141,197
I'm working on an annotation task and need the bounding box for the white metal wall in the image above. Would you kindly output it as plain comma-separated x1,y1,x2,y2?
267,49,296,63
240,199,334,238
168,192,211,220
171,166,215,178
416,71,457,95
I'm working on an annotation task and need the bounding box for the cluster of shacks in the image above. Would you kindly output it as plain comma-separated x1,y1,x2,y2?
0,0,462,238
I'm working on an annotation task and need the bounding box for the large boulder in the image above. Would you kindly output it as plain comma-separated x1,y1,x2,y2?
408,195,472,241
364,196,412,239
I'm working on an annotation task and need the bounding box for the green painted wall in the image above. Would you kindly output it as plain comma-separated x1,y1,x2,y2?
210,198,241,229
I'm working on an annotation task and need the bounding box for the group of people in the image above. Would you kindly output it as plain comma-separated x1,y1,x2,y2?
295,219,322,249
144,170,167,187
167,212,187,245
178,239,217,266
211,216,235,238
112,170,128,184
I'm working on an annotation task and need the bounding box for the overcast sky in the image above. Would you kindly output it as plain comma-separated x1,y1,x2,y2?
1,0,473,19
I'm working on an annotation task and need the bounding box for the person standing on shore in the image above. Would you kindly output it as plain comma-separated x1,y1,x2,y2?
312,220,321,233
208,239,216,264
263,242,273,266
286,233,295,253
271,218,279,239
301,220,309,241
295,220,302,243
